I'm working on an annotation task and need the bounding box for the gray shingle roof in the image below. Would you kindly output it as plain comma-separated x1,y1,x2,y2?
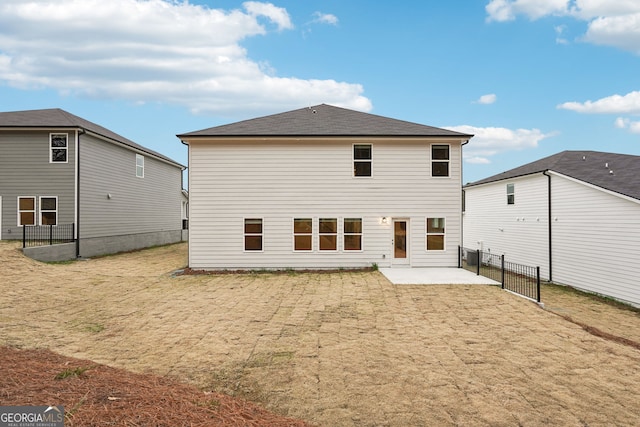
0,108,184,168
178,104,473,138
466,150,640,201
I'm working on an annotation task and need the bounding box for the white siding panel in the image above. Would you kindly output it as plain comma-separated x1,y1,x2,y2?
463,174,550,278
551,176,640,306
189,140,463,269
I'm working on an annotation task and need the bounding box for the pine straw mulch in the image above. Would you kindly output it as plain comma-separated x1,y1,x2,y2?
0,346,313,427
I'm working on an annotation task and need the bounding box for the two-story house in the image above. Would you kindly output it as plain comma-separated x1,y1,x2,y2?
178,104,472,270
0,108,186,260
463,150,640,307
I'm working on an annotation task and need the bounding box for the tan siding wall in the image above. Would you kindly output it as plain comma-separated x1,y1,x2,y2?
463,174,550,278
189,139,463,269
551,176,640,306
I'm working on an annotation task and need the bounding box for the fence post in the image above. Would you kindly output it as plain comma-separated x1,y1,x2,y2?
22,225,26,248
476,249,480,276
501,254,505,289
49,224,53,246
536,266,541,303
458,246,461,268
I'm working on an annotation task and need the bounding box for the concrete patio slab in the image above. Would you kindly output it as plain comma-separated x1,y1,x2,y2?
380,267,501,285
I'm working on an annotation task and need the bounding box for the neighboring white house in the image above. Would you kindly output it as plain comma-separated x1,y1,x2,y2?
463,150,640,307
178,104,473,270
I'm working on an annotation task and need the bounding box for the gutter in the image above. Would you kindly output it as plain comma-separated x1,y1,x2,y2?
542,170,552,281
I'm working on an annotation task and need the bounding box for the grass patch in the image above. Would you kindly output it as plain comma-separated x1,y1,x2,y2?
544,282,640,314
55,366,93,380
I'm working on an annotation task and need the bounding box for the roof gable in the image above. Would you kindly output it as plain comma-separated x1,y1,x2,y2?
178,104,473,138
466,150,640,201
0,108,184,168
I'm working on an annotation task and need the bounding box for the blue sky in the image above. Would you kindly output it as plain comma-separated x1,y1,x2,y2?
1,0,639,184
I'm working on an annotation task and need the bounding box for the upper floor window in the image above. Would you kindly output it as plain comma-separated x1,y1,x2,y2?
293,218,313,251
353,144,372,177
40,196,57,225
136,154,144,178
344,218,363,251
431,144,449,177
50,134,68,163
507,183,515,205
244,218,263,251
18,197,36,226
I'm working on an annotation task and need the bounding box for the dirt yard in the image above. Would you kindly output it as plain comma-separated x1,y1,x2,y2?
1,241,639,426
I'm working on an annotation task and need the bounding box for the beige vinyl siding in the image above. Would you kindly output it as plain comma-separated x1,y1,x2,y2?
463,174,550,279
188,138,463,269
550,174,640,306
80,135,182,238
0,131,76,239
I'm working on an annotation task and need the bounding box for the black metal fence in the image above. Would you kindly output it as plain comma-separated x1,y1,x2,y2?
23,223,76,248
459,246,541,303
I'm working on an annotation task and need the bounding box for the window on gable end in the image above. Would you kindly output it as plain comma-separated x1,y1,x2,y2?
50,134,68,163
136,154,144,178
507,183,515,205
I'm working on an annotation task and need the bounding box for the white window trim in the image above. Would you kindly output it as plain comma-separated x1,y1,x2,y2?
430,143,450,178
353,143,373,178
507,183,515,205
293,217,313,252
39,196,58,226
17,196,36,227
243,217,264,252
136,154,145,178
343,217,364,252
319,217,339,251
426,217,446,251
50,133,68,164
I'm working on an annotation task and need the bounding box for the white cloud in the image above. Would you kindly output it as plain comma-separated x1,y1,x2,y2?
312,12,339,26
446,124,554,164
0,0,370,115
614,117,640,134
474,94,497,104
558,91,640,114
486,0,640,54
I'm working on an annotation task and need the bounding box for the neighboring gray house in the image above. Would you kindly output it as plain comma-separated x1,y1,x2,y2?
0,108,186,260
179,104,473,270
463,150,640,307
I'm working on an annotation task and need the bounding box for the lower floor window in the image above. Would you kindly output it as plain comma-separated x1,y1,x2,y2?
426,217,445,250
293,218,313,251
18,197,36,226
244,218,263,251
319,218,337,250
344,218,362,250
40,196,58,225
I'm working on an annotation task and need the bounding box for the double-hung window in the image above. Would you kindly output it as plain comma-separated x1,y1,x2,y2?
18,197,36,226
319,218,337,250
293,218,313,251
40,197,58,225
344,218,362,251
244,218,263,251
426,217,445,251
431,145,449,177
353,144,372,177
50,134,68,163
507,183,515,205
136,154,145,178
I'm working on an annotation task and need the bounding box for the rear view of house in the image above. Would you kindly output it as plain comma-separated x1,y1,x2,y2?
463,150,640,307
0,108,186,260
179,104,472,270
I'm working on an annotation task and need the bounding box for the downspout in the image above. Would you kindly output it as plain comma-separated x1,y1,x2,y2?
460,139,470,255
75,128,85,258
542,170,552,281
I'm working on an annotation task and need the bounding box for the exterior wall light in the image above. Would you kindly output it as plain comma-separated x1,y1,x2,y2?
381,217,388,224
